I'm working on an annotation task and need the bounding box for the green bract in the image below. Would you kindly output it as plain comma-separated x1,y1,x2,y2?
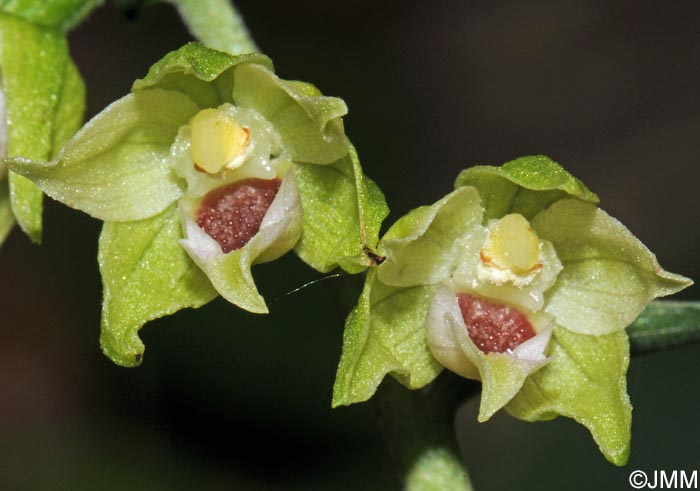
0,4,92,246
333,155,691,465
9,43,387,367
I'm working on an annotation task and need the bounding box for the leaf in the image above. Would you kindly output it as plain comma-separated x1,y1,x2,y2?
179,171,302,313
0,0,103,31
377,186,482,287
294,145,389,273
506,326,632,466
165,0,258,55
0,13,76,241
99,204,217,367
332,269,442,407
132,42,272,109
532,199,692,335
455,155,599,221
10,89,201,222
628,300,700,354
233,63,349,164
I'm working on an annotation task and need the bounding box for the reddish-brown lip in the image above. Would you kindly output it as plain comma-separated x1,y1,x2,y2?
457,292,536,354
195,177,282,253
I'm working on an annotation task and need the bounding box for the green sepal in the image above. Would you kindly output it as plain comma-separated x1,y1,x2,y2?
134,43,348,165
377,186,482,287
506,326,632,466
294,145,388,273
0,13,84,241
99,204,217,367
132,42,272,108
10,89,200,222
533,199,692,335
332,269,443,407
455,155,599,221
0,0,103,31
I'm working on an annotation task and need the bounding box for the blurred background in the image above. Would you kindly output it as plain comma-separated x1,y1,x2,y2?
1,1,700,489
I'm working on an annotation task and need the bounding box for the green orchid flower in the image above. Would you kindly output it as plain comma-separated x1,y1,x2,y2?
0,1,101,245
9,42,387,366
333,155,691,465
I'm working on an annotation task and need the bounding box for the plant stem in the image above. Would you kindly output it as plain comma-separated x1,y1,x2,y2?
375,373,477,491
628,300,700,354
166,0,258,55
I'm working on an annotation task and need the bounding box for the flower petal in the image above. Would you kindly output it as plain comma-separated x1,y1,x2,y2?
507,326,632,466
533,199,693,335
99,204,218,367
133,42,273,108
10,89,201,222
378,186,483,287
332,269,442,407
293,145,389,273
179,170,302,313
232,63,349,164
455,155,599,221
425,283,551,421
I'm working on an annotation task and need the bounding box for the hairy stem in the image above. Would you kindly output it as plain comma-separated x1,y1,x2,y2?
166,0,258,55
375,373,476,491
628,300,700,354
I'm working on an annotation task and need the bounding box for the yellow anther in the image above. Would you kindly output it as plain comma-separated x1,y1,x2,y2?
190,108,250,174
481,214,540,275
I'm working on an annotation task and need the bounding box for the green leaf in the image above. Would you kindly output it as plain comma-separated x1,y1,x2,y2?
0,179,14,246
179,171,302,313
10,89,201,222
332,269,442,407
165,0,258,55
455,155,599,221
233,63,349,164
99,204,217,367
0,0,103,31
532,199,692,335
0,13,76,241
628,300,700,353
506,326,632,466
132,42,272,109
294,145,389,273
377,186,482,287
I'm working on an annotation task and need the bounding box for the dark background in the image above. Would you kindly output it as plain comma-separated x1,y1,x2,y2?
1,1,699,489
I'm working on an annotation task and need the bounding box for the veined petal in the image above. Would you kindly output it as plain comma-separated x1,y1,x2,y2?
533,199,693,335
232,63,348,164
332,269,442,407
179,170,302,313
507,326,632,466
455,155,599,221
9,89,201,222
378,186,483,287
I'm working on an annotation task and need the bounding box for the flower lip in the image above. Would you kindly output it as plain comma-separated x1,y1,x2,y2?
195,177,282,253
457,292,537,354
